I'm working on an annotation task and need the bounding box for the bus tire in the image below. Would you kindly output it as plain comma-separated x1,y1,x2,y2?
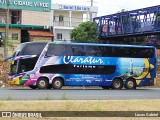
29,85,37,89
111,78,123,89
125,78,136,89
37,77,49,89
52,78,63,89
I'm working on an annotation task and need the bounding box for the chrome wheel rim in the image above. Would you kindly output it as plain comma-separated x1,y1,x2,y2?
128,81,133,88
114,81,120,88
39,80,46,87
55,80,61,87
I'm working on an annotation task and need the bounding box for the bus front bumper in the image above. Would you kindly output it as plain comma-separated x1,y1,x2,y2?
8,77,19,85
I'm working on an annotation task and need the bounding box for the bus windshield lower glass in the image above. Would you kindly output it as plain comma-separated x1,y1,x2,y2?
10,57,39,75
10,60,18,75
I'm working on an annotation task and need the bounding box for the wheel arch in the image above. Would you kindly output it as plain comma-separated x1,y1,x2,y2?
112,76,124,82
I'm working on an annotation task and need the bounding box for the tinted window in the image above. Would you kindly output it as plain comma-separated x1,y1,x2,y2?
101,46,154,58
71,45,85,56
46,44,66,56
18,57,38,73
46,44,154,58
85,46,101,56
20,42,47,56
13,43,26,57
40,64,116,74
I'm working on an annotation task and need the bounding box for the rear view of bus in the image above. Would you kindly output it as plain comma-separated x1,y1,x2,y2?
5,42,47,88
22,42,156,90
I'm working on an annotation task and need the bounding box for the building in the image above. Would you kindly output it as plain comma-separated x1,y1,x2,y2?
0,1,98,56
0,0,53,56
52,4,98,42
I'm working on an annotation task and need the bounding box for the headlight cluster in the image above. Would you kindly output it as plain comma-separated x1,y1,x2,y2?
29,74,35,78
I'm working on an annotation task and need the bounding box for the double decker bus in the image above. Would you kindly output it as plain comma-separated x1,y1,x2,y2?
5,42,47,89
18,42,156,89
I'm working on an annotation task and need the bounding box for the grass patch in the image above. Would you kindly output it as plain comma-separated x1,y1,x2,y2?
94,105,102,111
0,101,3,107
0,100,160,120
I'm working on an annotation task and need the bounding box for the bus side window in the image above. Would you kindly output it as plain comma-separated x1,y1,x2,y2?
90,48,99,56
85,46,100,56
46,44,55,56
137,48,149,58
141,48,154,58
146,49,154,58
101,46,111,57
46,44,66,56
72,46,85,56
71,47,78,56
130,48,137,58
65,45,72,56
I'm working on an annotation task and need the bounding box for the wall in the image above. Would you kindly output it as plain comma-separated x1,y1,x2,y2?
0,27,21,42
0,9,12,24
30,36,52,42
21,10,52,26
54,29,72,40
0,27,21,56
54,10,83,27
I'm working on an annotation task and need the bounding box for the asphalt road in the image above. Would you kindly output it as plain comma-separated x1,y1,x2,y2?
0,87,160,100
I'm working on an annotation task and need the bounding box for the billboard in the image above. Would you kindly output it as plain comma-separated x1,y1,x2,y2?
0,0,51,12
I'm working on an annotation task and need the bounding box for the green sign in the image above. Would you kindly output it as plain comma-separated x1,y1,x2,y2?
0,0,51,12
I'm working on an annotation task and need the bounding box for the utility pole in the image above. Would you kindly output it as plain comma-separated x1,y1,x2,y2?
4,0,10,58
88,0,94,21
91,0,93,6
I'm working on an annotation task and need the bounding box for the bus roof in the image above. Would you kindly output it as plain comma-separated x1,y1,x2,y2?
51,41,155,48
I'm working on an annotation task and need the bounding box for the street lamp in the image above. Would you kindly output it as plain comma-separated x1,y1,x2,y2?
4,0,10,58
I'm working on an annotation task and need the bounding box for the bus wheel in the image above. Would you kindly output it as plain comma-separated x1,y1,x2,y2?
37,78,49,89
125,79,136,89
29,85,37,89
111,78,123,89
52,78,63,89
102,86,110,89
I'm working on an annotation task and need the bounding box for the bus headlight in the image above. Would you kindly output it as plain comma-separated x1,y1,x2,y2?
30,74,35,78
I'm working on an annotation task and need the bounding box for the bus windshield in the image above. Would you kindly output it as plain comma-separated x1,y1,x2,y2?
7,42,47,76
10,57,38,75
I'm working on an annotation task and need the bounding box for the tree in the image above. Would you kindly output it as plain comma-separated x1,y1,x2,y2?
119,36,146,45
71,21,98,43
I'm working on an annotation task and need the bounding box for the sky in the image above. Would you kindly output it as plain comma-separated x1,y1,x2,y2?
52,0,160,16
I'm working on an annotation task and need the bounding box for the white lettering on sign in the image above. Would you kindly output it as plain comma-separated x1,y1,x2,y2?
14,1,32,6
13,1,49,8
34,2,49,8
59,5,90,11
0,0,6,4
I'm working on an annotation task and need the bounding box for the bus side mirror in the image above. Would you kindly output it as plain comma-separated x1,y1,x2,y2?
11,60,14,65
